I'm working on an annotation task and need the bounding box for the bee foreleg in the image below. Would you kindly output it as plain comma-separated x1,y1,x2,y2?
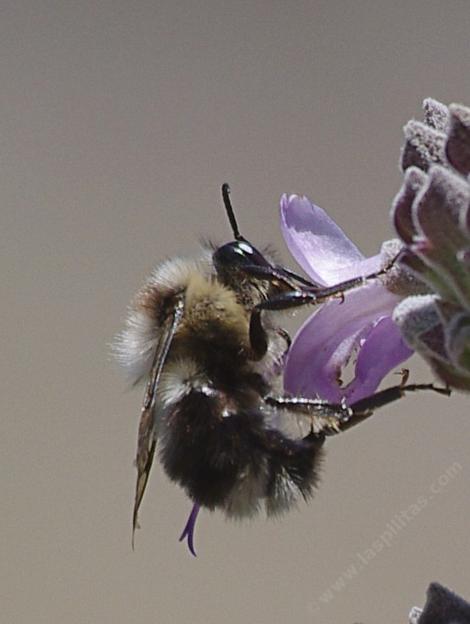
238,264,312,291
249,307,268,359
249,259,402,325
249,292,316,360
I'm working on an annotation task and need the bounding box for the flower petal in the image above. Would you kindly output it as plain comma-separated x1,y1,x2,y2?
280,194,383,285
445,311,470,371
179,503,200,557
284,283,411,403
352,316,413,398
401,120,447,172
446,103,470,175
423,98,450,131
412,166,470,308
391,167,426,244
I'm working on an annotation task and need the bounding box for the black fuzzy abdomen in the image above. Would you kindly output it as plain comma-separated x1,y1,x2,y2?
159,390,267,509
159,388,324,515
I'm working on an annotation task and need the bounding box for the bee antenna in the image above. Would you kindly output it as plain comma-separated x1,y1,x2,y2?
221,183,244,241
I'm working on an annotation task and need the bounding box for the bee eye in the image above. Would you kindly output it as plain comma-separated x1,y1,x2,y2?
213,241,270,269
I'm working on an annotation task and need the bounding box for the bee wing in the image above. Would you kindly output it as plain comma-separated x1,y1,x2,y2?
132,295,185,546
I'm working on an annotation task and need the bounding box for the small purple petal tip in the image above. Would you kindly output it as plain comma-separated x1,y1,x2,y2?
179,503,200,557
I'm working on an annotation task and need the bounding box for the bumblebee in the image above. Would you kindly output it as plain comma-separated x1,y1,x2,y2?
115,184,446,553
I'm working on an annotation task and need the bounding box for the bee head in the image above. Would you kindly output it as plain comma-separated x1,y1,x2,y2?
215,183,304,301
216,183,272,273
213,239,270,272
212,238,276,307
212,239,274,300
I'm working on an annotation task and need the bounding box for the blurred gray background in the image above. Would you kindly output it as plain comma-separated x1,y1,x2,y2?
2,2,470,623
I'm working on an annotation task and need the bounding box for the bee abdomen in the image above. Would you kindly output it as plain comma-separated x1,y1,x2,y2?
158,386,325,518
159,389,267,512
263,429,325,516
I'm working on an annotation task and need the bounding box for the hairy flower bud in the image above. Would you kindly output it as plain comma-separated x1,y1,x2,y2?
392,99,470,390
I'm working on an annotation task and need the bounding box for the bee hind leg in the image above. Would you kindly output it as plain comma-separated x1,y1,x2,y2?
266,381,450,436
265,395,351,436
341,382,451,432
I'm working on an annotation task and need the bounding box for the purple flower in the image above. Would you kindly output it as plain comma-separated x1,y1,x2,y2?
280,194,413,403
